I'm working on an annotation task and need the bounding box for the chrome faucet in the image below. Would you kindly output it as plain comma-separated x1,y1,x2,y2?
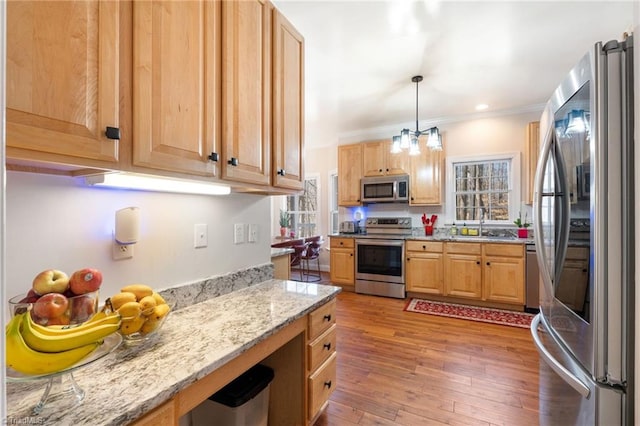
479,208,485,236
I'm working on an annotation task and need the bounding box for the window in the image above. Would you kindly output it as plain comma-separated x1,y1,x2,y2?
447,153,520,222
329,171,338,234
286,175,319,238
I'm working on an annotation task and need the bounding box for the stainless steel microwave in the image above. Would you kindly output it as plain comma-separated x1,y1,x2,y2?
361,175,409,203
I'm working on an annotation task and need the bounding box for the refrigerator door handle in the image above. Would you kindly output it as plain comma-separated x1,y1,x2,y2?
530,314,591,398
533,123,554,290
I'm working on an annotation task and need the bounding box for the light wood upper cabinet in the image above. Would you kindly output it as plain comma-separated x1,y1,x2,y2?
6,0,119,165
409,144,442,205
221,0,272,186
337,144,363,206
525,121,540,205
132,1,219,176
362,140,409,177
272,9,304,190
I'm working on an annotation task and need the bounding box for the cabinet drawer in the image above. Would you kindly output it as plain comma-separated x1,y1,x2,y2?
445,242,481,255
330,237,354,249
308,299,336,340
406,240,443,253
483,243,524,257
308,324,336,372
308,352,337,420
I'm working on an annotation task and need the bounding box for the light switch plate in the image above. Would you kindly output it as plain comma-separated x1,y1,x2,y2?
194,224,208,248
234,223,245,244
248,224,258,243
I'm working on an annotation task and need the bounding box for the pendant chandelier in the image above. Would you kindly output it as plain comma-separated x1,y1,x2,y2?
391,75,443,155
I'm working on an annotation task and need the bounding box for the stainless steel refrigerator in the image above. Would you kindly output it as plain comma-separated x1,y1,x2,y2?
530,35,634,424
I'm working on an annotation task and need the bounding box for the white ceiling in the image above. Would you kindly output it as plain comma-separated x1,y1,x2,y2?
272,1,635,149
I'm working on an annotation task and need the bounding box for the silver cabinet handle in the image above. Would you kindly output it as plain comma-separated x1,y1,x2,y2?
530,314,590,398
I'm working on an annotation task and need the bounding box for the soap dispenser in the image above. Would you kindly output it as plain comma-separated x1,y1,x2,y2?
450,223,458,236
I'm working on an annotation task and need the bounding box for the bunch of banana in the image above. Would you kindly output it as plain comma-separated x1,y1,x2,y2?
6,310,121,376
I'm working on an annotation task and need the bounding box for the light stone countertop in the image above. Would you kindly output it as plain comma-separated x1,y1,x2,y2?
6,279,341,425
271,247,294,257
330,232,534,245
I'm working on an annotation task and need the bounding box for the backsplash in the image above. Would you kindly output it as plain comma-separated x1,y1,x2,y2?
159,263,273,310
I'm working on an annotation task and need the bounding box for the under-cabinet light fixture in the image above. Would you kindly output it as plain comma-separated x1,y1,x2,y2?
83,173,231,196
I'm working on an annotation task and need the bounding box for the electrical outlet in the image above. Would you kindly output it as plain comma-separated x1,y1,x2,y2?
194,224,208,248
234,223,245,244
112,241,134,260
248,224,258,243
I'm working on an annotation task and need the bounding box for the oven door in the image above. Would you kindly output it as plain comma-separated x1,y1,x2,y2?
355,239,404,284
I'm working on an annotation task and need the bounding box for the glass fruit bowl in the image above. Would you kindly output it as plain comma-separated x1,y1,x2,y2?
9,290,100,326
104,294,174,345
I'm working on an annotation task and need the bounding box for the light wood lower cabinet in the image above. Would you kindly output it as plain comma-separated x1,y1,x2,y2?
483,243,525,304
410,241,526,308
131,300,337,426
307,300,337,423
444,243,483,299
406,241,444,295
329,237,355,285
556,246,589,311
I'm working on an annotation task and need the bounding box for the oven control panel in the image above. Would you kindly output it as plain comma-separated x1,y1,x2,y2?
365,217,412,228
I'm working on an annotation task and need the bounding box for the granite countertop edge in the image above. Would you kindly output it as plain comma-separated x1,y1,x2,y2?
6,279,341,425
329,232,534,244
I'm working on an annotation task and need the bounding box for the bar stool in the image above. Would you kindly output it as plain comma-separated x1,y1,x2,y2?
290,243,309,281
301,238,323,282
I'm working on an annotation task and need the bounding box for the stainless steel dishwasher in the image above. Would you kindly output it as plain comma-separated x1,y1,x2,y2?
525,243,540,313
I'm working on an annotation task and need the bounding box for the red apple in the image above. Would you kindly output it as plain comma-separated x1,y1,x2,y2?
19,289,40,304
32,269,70,295
70,295,97,323
69,268,103,295
32,293,69,321
46,314,71,326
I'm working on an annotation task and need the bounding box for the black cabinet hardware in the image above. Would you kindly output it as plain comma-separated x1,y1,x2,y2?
324,380,332,389
105,127,120,140
228,157,239,166
323,314,331,322
277,169,286,176
323,343,331,350
208,152,219,162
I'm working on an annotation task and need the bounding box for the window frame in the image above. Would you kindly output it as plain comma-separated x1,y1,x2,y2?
445,152,521,224
328,169,338,235
285,173,321,238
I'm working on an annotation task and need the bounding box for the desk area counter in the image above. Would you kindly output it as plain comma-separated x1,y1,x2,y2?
6,280,341,425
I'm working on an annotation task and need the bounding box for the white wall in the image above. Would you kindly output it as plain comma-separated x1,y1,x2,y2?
5,171,271,304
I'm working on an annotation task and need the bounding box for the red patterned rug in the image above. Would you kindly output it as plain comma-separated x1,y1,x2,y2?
404,299,535,329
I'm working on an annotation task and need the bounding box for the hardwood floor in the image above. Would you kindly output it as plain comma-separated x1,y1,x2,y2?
307,273,541,426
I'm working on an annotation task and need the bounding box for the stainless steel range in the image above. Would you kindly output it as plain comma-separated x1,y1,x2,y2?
355,217,412,299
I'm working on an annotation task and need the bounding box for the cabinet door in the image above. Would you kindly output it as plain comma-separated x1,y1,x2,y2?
6,1,119,164
385,141,409,175
272,9,304,190
409,146,442,205
556,261,589,311
132,1,219,176
444,254,482,299
362,141,386,177
406,253,444,295
337,144,362,206
362,140,408,177
483,256,525,304
221,0,271,186
329,248,355,285
525,121,540,204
